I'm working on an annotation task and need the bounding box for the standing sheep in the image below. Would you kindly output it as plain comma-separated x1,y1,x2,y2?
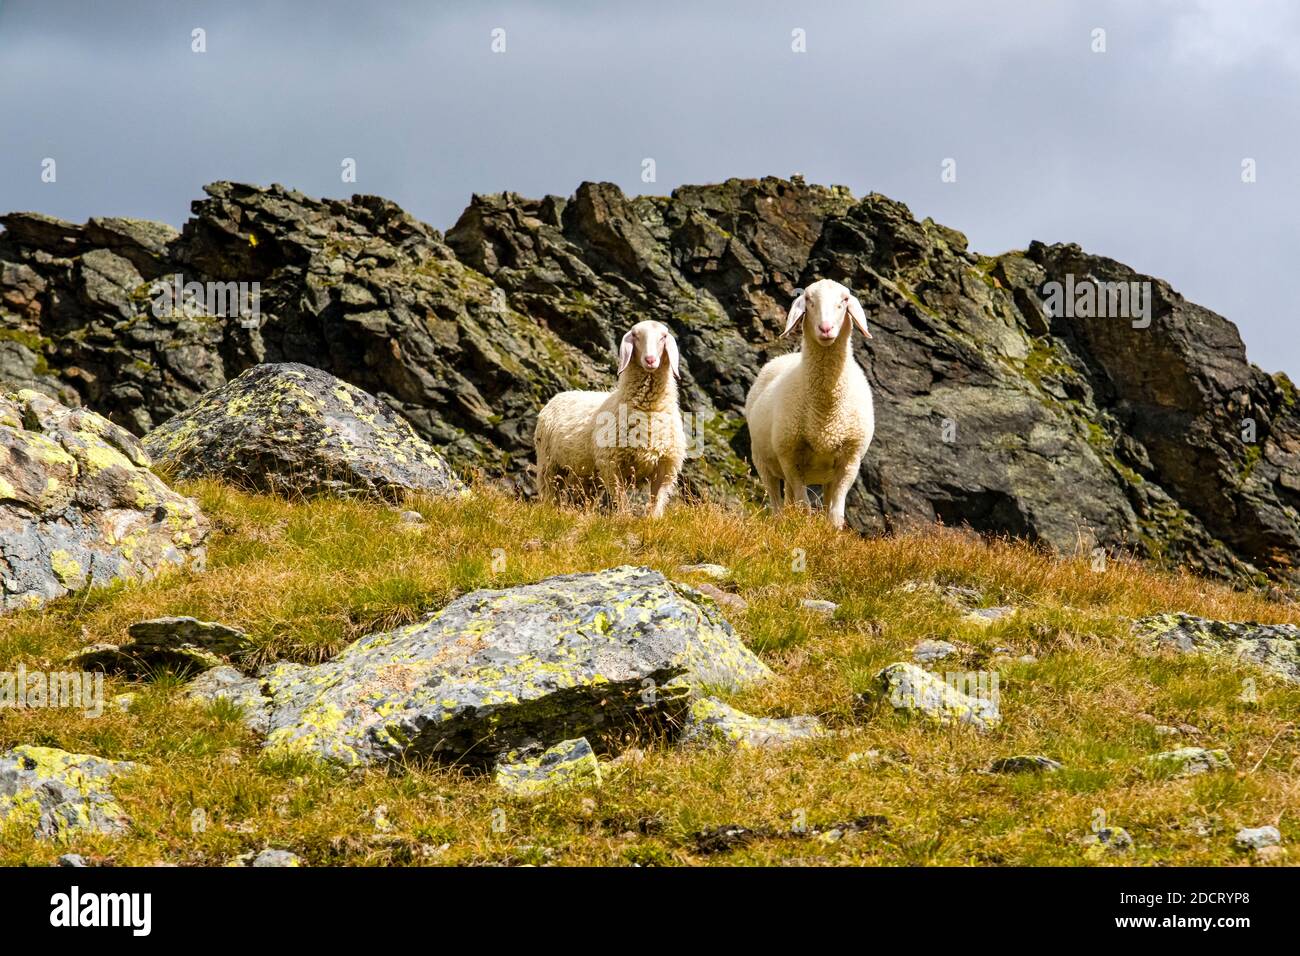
744,279,875,529
534,320,686,518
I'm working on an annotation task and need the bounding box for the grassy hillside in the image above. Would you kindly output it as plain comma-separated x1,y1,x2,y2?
2,482,1297,866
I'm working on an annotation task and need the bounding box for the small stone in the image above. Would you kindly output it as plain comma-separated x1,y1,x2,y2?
1016,654,1037,664
871,662,1000,731
112,692,136,713
1254,845,1287,864
801,599,838,615
1083,826,1133,857
912,639,958,664
1234,825,1281,851
680,696,824,750
57,854,88,867
495,737,602,796
1144,747,1234,778
695,582,748,613
965,606,1016,626
988,755,1062,774
1154,725,1181,737
251,848,303,867
678,563,730,581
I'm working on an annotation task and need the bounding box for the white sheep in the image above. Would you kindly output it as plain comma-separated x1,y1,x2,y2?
535,320,686,518
744,279,874,529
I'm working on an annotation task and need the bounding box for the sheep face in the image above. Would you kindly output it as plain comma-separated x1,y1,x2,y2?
782,279,872,346
618,320,680,379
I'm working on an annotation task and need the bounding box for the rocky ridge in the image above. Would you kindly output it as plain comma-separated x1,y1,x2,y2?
2,178,1298,586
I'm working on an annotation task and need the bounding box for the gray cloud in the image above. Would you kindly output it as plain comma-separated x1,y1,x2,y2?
1,0,1295,375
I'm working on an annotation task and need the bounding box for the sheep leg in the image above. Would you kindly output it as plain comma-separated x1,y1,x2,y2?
824,456,860,530
779,455,810,512
600,463,629,514
648,458,680,519
756,462,783,513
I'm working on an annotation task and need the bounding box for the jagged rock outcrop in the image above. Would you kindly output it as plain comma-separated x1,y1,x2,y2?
3,178,1298,586
1,389,208,612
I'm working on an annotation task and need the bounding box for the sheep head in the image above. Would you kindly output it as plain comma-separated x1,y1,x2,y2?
618,320,680,380
781,279,872,345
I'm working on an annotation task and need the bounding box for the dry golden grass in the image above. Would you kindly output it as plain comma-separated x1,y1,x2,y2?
1,480,1297,866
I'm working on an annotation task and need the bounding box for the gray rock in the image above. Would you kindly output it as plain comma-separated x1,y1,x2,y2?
1134,613,1300,684
128,616,248,655
0,745,138,839
800,599,838,615
872,662,1000,731
1083,826,1133,856
1234,826,1281,851
964,606,1017,626
142,363,465,503
0,390,208,614
261,566,771,765
57,854,88,867
250,848,303,867
397,510,425,524
1145,747,1234,778
186,665,272,734
680,696,824,750
494,737,601,795
912,639,959,664
988,754,1062,774
678,563,730,581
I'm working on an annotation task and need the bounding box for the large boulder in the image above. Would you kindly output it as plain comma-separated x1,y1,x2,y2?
261,566,772,766
0,745,138,839
1135,612,1300,684
142,363,465,501
0,389,207,612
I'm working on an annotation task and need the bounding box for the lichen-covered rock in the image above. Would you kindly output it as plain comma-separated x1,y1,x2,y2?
0,389,207,613
494,737,602,795
185,665,271,733
128,616,249,655
988,754,1062,773
912,639,960,664
1234,825,1281,851
0,745,138,840
261,566,771,766
1135,612,1300,684
1144,747,1234,778
1083,826,1133,858
680,696,824,750
142,363,465,502
872,662,1001,730
69,616,247,677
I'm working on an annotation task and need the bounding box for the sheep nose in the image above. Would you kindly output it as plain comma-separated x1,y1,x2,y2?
818,323,833,335
644,356,658,367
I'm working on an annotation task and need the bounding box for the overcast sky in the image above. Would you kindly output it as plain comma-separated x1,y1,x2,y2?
2,0,1296,376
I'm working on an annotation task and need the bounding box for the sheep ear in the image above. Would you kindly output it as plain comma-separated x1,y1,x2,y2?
780,291,806,338
617,330,635,374
847,295,872,339
664,333,681,380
